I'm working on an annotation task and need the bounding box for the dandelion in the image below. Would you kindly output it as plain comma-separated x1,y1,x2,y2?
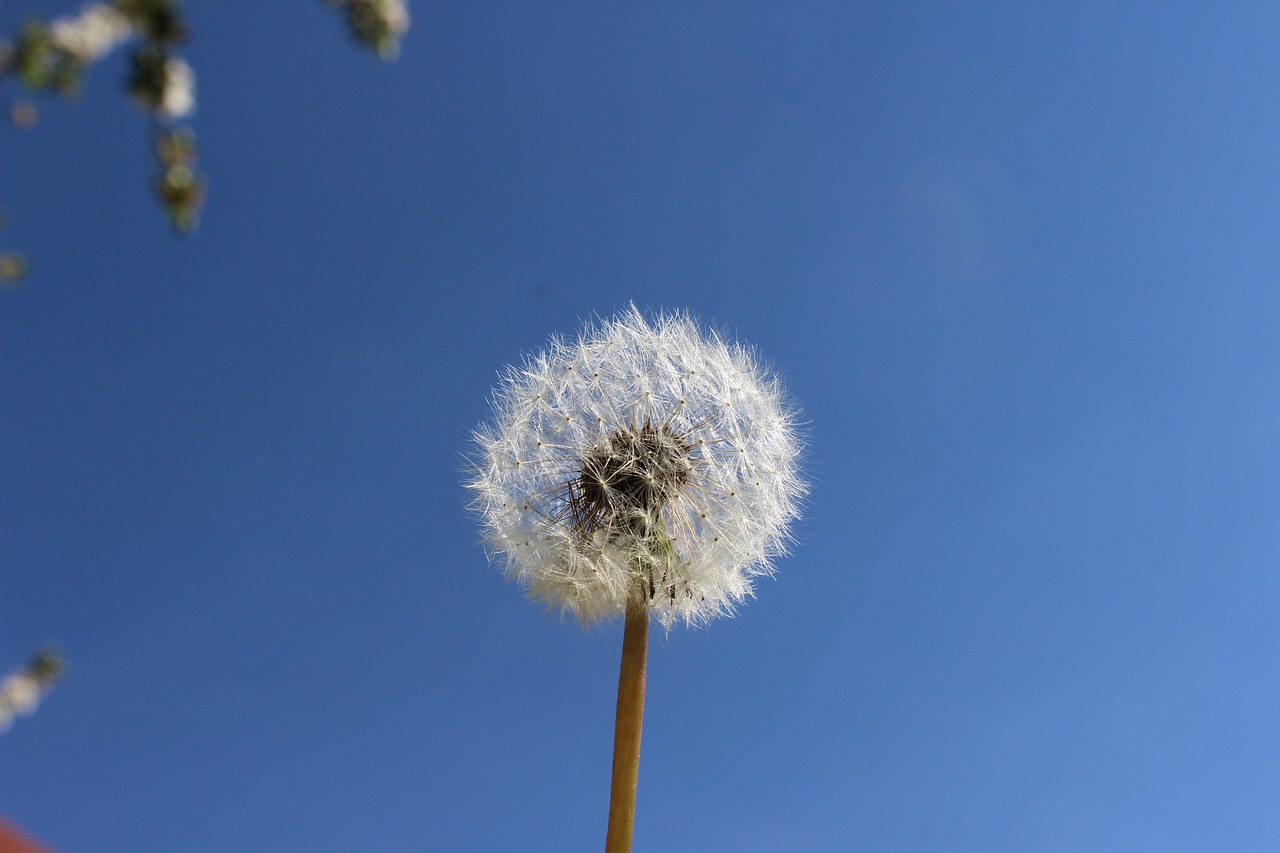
470,306,803,629
467,306,804,851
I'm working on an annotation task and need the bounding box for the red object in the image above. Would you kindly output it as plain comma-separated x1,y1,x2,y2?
0,817,56,853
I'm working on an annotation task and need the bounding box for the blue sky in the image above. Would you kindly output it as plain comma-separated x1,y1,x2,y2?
3,2,1279,850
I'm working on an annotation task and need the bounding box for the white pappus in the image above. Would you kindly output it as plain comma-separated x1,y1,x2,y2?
468,306,804,629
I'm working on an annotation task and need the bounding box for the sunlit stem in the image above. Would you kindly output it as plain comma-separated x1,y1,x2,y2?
604,597,648,853
605,516,677,852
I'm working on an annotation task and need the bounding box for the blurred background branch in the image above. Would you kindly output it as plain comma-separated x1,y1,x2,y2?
0,648,64,734
0,0,409,285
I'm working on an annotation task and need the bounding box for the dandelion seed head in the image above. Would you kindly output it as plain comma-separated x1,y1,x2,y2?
467,306,805,629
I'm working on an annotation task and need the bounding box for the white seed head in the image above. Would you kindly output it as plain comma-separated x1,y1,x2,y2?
467,306,805,629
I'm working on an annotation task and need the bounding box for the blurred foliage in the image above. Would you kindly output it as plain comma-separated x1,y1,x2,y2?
0,0,409,285
154,126,203,233
7,19,87,94
116,0,186,45
0,251,30,285
0,206,25,285
26,648,66,683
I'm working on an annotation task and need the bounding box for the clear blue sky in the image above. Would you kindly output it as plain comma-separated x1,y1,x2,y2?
3,2,1279,851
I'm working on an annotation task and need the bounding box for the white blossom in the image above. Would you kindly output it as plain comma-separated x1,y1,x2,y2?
0,651,63,734
50,3,133,62
159,57,196,120
0,673,42,732
468,306,804,629
379,0,410,37
342,0,411,60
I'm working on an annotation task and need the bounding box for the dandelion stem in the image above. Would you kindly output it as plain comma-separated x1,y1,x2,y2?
605,599,649,853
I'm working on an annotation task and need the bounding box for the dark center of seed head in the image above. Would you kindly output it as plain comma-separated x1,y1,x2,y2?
573,422,693,536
